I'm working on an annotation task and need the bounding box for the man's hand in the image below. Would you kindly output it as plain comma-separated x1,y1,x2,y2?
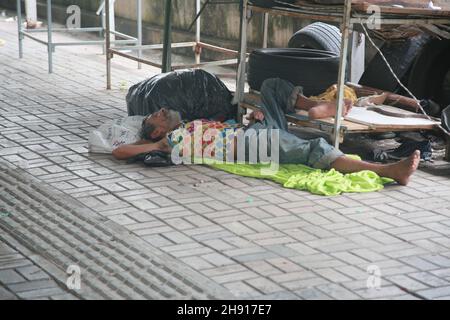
343,98,353,116
246,110,265,123
112,138,171,160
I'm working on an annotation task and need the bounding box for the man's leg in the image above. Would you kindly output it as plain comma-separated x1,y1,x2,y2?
259,78,302,130
330,151,420,186
281,130,420,186
270,130,420,186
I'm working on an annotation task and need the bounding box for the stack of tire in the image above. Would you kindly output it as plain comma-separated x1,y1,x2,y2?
248,22,342,96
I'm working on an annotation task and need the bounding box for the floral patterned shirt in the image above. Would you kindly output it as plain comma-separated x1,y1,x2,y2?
168,119,243,161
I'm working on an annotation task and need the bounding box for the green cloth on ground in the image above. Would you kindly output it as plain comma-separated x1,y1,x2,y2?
210,156,393,196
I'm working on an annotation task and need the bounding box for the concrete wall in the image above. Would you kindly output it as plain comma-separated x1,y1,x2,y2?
2,0,313,50
51,0,311,47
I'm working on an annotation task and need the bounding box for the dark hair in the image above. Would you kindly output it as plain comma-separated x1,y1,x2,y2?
140,121,159,142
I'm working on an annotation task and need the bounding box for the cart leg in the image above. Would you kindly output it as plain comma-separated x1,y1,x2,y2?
332,0,352,149
17,0,23,58
106,0,112,89
262,12,269,48
195,0,201,65
445,136,450,161
235,0,249,123
47,0,53,73
101,6,106,55
137,0,142,69
162,0,172,73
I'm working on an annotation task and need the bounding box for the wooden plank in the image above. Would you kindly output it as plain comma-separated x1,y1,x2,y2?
352,0,433,7
345,107,439,130
249,5,344,22
352,1,450,17
240,101,371,132
241,92,438,134
288,110,371,131
291,0,450,15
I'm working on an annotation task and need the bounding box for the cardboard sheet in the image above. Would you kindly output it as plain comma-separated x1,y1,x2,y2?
345,107,439,127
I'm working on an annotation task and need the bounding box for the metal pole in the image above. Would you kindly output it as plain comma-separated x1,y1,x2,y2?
25,0,37,25
101,0,106,55
137,0,142,69
234,0,249,122
262,12,268,48
162,0,172,73
106,0,111,89
195,0,201,64
109,0,116,43
17,0,23,58
332,0,352,149
47,0,53,73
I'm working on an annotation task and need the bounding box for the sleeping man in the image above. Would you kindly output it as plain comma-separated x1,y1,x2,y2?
113,78,420,186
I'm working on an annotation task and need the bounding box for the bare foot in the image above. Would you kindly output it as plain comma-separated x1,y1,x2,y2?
385,150,421,186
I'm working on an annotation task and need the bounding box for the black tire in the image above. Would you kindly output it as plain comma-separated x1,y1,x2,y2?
249,0,296,7
247,48,340,96
407,39,450,114
359,35,430,92
288,22,341,55
312,0,345,4
249,0,277,7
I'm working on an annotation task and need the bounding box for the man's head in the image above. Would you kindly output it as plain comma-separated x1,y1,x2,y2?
140,108,182,141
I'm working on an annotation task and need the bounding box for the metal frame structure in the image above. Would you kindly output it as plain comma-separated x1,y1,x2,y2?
17,0,139,73
105,0,240,90
235,0,450,150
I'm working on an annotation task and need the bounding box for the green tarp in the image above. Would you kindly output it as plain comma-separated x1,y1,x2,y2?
210,156,393,196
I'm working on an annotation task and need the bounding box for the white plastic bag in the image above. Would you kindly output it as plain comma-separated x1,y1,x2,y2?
88,116,144,154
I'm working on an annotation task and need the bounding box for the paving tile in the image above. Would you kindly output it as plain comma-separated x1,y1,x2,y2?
408,272,450,287
316,283,361,300
417,286,450,300
0,286,17,300
1,17,450,300
245,277,284,294
0,269,26,284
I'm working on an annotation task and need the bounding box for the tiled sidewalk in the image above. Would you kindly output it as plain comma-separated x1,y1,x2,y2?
0,241,77,300
1,13,450,300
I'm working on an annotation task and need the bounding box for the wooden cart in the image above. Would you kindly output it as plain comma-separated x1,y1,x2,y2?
235,0,450,153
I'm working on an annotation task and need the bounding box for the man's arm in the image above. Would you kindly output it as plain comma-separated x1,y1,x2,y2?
296,94,353,120
295,94,321,111
112,139,171,160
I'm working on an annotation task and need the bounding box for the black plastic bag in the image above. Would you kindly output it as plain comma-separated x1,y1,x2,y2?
126,150,173,167
441,105,450,131
126,69,236,122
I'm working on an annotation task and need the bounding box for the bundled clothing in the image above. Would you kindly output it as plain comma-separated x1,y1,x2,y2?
126,69,236,122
